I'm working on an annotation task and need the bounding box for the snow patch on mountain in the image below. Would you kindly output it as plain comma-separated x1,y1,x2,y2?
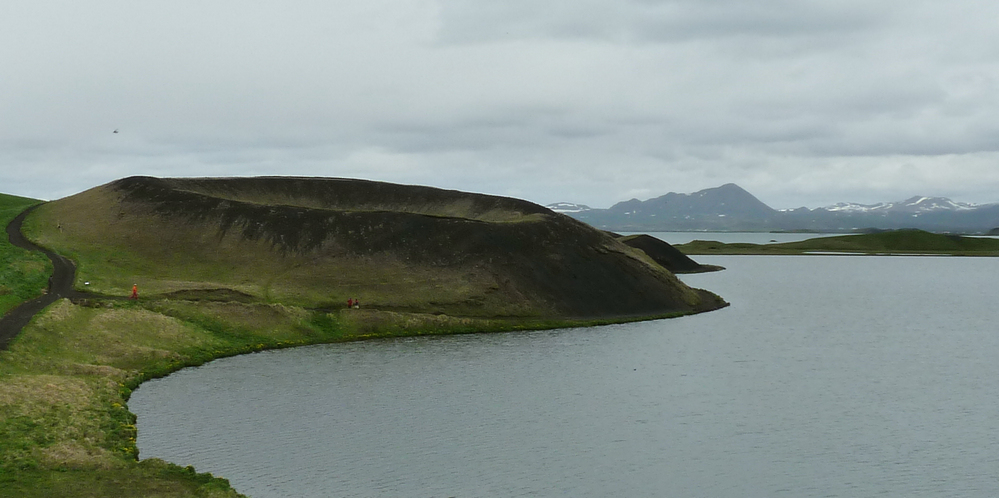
821,196,981,214
547,202,592,213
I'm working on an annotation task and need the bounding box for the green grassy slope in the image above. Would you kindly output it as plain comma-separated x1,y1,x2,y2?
0,192,243,496
0,194,49,317
0,298,336,497
676,230,999,255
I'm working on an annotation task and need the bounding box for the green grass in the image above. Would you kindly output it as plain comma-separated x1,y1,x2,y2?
3,459,239,498
0,299,248,497
0,194,50,316
0,193,252,496
676,230,999,256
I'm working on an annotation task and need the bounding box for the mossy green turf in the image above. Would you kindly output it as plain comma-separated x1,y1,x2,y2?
1,193,240,496
0,194,50,316
676,230,999,256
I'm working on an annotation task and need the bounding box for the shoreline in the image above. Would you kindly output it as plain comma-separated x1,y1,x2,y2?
3,295,727,498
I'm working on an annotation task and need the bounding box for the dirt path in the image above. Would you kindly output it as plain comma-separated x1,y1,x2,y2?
0,205,101,350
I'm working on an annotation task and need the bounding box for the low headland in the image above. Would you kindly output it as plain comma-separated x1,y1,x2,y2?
0,177,726,497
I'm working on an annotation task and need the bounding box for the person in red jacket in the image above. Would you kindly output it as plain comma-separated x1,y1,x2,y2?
130,284,138,300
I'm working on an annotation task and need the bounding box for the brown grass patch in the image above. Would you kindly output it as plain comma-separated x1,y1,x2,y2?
59,363,128,379
31,299,75,328
77,308,203,370
340,309,496,336
89,308,193,343
37,441,120,470
0,375,93,412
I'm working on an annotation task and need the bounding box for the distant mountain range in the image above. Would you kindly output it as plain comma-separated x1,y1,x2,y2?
549,184,999,233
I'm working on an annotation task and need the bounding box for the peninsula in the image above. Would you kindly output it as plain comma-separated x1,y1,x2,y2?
1,177,726,497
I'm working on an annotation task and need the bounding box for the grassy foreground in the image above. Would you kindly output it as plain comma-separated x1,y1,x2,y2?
676,230,999,256
0,195,49,316
1,195,697,496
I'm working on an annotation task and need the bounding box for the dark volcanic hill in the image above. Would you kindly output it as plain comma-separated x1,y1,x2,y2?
25,176,726,319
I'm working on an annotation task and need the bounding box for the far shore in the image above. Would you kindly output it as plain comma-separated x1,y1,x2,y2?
674,230,999,257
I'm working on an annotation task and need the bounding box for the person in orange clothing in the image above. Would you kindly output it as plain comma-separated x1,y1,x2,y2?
130,284,138,300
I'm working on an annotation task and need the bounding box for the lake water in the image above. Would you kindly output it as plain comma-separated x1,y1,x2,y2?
131,256,999,497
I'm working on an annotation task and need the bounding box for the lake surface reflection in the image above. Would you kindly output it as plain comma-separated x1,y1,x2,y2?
132,256,999,497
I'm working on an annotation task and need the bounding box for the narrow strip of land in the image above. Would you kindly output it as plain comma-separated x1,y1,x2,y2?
675,230,999,256
0,205,98,350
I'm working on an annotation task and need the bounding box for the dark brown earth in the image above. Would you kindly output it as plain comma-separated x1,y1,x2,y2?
159,288,257,303
617,234,725,274
0,206,106,350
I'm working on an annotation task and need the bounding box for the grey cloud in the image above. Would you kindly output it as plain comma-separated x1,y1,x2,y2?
3,0,999,210
436,0,890,45
372,105,617,154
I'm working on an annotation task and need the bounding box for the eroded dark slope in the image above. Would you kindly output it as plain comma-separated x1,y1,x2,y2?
617,234,724,274
147,176,548,222
27,177,726,319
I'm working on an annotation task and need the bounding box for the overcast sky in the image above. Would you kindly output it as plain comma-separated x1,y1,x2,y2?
4,1,999,209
